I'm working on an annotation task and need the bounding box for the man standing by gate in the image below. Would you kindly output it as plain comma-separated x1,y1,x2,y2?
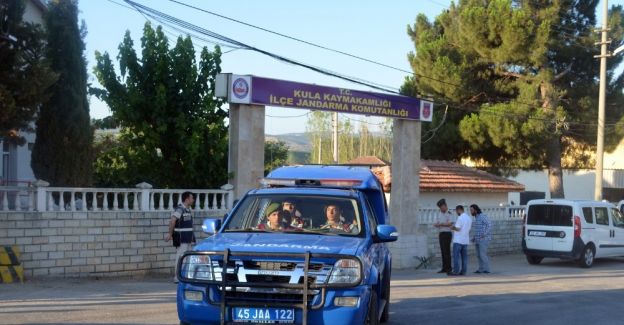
165,191,196,283
433,198,453,274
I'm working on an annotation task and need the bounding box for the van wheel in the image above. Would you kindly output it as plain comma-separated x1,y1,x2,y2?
578,245,595,268
365,290,379,325
526,255,543,265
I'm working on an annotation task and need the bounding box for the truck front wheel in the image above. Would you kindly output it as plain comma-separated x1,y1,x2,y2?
380,275,390,323
365,290,379,325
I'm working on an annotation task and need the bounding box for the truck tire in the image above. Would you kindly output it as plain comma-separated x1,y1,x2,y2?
365,290,379,325
380,272,390,323
525,255,543,265
577,245,595,268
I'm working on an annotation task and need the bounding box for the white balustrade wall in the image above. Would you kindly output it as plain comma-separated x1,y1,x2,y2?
415,206,526,224
0,186,36,211
0,182,235,278
0,182,234,213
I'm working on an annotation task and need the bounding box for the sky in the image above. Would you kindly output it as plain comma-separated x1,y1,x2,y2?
79,0,452,135
78,0,621,135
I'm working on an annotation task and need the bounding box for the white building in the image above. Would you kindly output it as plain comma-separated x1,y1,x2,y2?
0,0,46,186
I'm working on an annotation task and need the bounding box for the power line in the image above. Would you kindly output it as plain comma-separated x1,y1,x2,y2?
118,0,619,130
123,0,401,94
166,0,415,76
163,0,474,89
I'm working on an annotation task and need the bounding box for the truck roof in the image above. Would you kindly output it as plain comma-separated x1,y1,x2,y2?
265,165,388,225
266,165,382,191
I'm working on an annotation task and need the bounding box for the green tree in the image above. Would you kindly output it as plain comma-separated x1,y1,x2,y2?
31,0,93,187
91,22,227,188
306,113,393,164
92,132,131,187
265,140,289,175
91,116,119,129
404,0,624,198
0,0,56,144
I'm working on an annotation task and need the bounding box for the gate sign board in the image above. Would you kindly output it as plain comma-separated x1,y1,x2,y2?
216,74,433,121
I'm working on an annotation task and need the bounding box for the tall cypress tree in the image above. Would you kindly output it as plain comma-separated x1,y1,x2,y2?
32,0,93,186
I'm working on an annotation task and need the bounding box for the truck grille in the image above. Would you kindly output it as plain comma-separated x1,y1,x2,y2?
244,261,297,271
226,291,316,302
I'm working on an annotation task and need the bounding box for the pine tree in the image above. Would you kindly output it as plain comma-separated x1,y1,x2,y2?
0,0,56,144
404,0,624,198
31,0,93,186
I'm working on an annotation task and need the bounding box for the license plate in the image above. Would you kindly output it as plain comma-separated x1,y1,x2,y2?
232,307,295,323
529,231,546,237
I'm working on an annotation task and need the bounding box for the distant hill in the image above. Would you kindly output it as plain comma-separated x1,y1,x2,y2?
266,133,311,152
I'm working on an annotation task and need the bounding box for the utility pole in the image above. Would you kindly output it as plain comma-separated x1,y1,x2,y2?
317,137,321,164
332,112,338,164
594,0,609,201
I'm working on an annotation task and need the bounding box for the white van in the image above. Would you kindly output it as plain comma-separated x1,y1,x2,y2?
523,199,624,267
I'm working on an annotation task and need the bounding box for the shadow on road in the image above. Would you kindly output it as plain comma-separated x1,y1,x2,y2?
386,288,624,325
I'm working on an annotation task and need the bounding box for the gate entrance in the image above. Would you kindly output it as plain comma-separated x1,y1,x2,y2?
216,74,433,268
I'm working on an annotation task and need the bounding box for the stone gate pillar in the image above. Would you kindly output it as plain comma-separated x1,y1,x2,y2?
228,103,265,199
389,119,426,269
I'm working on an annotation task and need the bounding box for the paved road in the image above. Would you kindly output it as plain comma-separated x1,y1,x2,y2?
1,254,623,324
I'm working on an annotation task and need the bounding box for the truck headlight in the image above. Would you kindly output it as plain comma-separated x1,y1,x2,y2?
328,259,361,284
181,255,214,281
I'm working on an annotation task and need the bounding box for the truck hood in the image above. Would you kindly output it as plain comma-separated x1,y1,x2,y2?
194,232,364,256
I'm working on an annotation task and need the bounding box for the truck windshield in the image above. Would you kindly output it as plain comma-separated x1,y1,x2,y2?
223,195,362,236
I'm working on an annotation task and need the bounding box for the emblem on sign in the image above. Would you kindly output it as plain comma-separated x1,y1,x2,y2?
422,102,432,120
232,78,249,99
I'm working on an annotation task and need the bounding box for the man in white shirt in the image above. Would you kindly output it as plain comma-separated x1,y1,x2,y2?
448,205,472,276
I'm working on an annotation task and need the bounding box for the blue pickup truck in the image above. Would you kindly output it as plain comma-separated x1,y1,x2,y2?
176,165,398,325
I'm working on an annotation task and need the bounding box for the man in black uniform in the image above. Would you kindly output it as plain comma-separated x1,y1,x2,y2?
433,198,454,274
165,191,195,283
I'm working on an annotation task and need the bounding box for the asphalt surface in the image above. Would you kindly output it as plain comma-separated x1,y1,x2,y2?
1,254,624,324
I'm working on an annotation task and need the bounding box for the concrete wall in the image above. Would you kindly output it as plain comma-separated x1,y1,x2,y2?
0,211,215,278
0,209,523,276
508,170,595,201
418,218,523,263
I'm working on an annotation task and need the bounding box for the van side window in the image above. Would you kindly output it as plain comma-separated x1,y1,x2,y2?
582,207,593,224
595,207,609,226
611,208,624,228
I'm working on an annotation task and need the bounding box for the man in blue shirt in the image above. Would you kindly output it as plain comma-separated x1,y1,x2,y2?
470,204,492,274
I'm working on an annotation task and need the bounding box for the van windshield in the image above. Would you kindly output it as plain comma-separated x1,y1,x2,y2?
527,204,573,226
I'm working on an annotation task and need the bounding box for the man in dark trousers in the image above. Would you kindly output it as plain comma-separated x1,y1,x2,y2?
433,198,453,274
165,191,196,283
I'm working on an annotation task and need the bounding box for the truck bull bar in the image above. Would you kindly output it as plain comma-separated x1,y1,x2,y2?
177,249,363,325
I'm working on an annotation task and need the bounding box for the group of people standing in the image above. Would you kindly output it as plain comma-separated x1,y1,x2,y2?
433,199,492,276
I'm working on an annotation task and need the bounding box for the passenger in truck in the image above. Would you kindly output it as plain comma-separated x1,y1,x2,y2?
320,204,358,233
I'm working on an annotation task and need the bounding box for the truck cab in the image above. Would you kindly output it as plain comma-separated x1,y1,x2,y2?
176,165,398,325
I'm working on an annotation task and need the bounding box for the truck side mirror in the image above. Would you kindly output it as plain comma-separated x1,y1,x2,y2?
376,225,399,242
202,218,221,235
